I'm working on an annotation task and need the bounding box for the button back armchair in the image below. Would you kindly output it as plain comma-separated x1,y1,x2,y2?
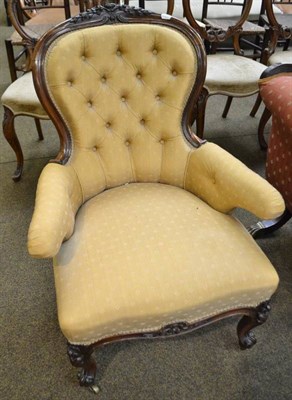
28,4,284,393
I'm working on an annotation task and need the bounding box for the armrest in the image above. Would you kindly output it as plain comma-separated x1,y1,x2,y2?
28,163,83,258
184,142,285,219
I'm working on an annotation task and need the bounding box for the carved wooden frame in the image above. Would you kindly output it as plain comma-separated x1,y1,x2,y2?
33,3,207,166
32,4,274,391
67,301,272,392
262,0,292,62
182,0,254,55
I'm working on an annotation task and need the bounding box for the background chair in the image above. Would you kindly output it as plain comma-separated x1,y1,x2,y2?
5,0,80,81
28,4,284,392
200,0,266,58
250,0,292,148
183,0,267,137
1,0,78,181
248,63,292,237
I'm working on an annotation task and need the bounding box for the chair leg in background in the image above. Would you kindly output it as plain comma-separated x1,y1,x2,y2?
3,106,24,182
5,39,17,82
222,96,233,118
250,93,262,117
67,343,99,394
237,301,271,350
247,208,291,238
34,118,44,140
196,88,209,138
258,107,271,150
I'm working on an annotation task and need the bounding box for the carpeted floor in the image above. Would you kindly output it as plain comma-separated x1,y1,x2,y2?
0,5,291,400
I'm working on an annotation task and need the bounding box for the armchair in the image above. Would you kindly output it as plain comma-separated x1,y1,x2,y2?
250,0,292,147
28,4,285,392
249,63,292,237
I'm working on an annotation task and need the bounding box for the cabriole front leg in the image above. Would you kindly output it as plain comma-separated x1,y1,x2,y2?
67,343,99,394
3,106,24,182
237,301,271,350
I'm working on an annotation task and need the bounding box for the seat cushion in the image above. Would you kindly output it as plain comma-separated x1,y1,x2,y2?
54,183,279,345
268,50,292,66
205,54,266,95
1,72,47,117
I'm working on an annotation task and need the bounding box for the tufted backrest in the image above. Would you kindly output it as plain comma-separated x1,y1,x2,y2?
40,22,203,201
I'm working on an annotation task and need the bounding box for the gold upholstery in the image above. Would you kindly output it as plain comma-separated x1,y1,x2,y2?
53,183,279,344
28,11,284,356
43,24,197,196
29,141,285,260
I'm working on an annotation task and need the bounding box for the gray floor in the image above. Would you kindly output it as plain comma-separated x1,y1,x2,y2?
0,6,292,400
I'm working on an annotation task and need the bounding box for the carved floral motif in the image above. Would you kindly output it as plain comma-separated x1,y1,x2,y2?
71,3,151,24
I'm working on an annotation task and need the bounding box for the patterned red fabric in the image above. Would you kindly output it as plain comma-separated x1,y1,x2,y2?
260,75,292,212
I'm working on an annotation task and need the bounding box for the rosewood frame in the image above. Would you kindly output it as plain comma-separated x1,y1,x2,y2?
67,301,271,392
32,4,274,391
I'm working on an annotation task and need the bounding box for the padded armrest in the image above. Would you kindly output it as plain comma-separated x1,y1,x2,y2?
28,163,83,258
184,142,285,219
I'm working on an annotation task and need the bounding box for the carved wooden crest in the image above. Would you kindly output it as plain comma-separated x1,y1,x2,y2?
71,3,151,24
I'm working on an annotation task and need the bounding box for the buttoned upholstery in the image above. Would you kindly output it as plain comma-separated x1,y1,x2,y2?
28,20,284,346
44,24,198,199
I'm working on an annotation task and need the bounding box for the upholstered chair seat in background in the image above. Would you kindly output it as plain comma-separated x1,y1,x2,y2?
28,5,284,393
2,72,48,181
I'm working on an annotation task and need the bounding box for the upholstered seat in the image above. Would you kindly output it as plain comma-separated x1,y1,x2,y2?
52,181,279,345
1,71,49,181
205,55,266,95
27,5,284,392
268,50,292,64
2,72,47,116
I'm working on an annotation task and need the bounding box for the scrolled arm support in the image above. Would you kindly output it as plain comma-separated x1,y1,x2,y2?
27,163,83,258
184,143,285,220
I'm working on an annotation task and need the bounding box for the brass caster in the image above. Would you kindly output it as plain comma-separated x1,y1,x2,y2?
89,384,100,394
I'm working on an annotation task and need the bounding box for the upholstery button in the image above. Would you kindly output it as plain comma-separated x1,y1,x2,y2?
172,70,177,76
101,76,107,83
93,146,97,152
67,81,72,87
125,140,130,146
106,122,111,128
87,101,92,107
116,50,122,56
140,119,145,125
121,96,126,102
156,95,160,101
81,55,86,61
160,139,164,144
152,49,158,55
136,73,142,80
